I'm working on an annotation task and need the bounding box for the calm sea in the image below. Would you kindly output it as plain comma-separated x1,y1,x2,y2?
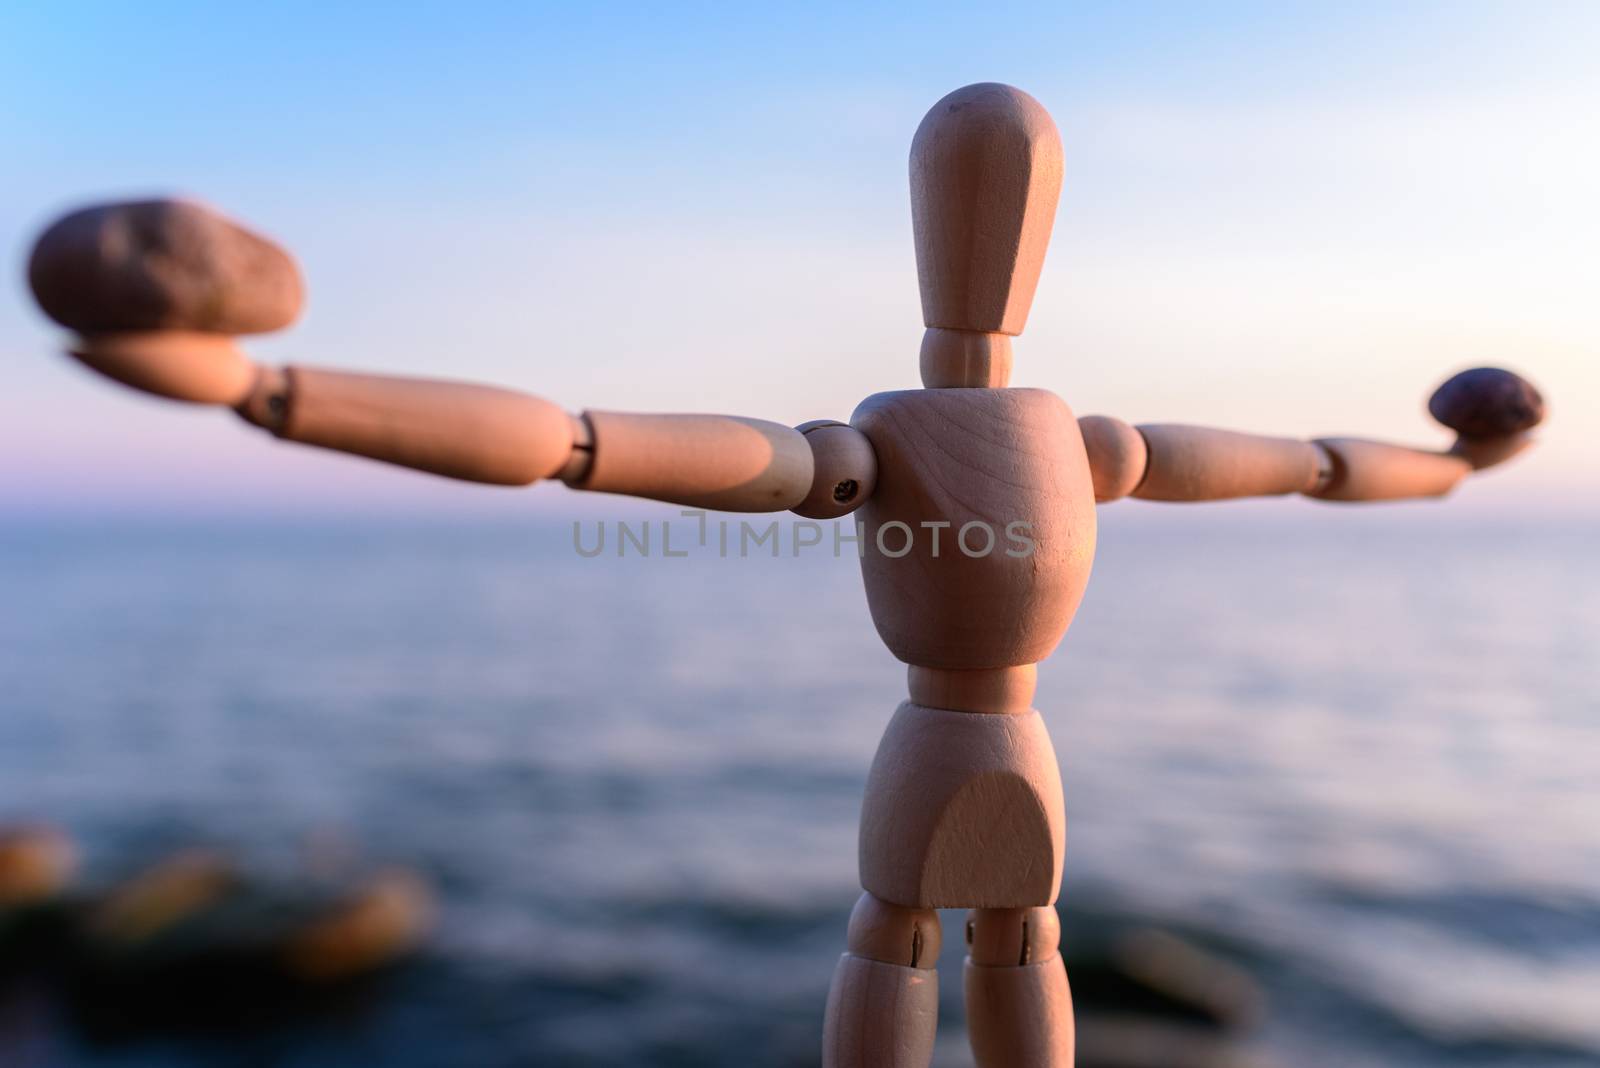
1,508,1596,1067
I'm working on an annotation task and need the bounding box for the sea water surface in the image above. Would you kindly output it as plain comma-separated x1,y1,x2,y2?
1,507,1596,1067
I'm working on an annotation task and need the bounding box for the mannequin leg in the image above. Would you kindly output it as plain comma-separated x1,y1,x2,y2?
964,906,1074,1067
821,892,942,1068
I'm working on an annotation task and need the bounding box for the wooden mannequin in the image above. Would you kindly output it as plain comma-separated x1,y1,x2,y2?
27,83,1545,1067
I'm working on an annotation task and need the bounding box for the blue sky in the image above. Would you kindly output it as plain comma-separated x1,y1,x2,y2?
3,2,1595,516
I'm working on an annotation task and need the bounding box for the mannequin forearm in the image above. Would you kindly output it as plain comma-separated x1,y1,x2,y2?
1080,417,1525,505
235,363,574,485
1127,424,1333,501
229,356,815,511
60,329,817,511
1079,366,1543,505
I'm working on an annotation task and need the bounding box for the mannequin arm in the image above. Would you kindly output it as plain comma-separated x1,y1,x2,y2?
1079,368,1544,504
28,199,866,515
58,331,821,513
237,356,817,511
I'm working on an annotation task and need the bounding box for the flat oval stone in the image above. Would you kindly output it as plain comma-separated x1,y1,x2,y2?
1428,367,1545,438
29,199,303,335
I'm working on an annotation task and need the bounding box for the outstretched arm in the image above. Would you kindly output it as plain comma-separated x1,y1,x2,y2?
28,200,874,518
1078,369,1544,504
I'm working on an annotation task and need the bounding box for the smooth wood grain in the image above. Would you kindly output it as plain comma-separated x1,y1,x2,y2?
1133,424,1326,501
69,331,260,405
851,388,1095,670
965,956,1074,1068
845,893,942,969
919,329,1012,388
911,83,1062,336
1077,414,1148,502
821,82,1078,1062
794,420,878,518
569,411,814,512
259,366,575,486
967,906,1060,968
907,665,1036,715
823,955,939,1068
859,702,1065,909
1310,437,1471,501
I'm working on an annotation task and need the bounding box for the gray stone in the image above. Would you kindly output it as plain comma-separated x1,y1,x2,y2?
29,199,303,335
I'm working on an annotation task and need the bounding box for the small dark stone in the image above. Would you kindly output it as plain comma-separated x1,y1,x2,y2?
29,199,303,336
1428,367,1544,438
